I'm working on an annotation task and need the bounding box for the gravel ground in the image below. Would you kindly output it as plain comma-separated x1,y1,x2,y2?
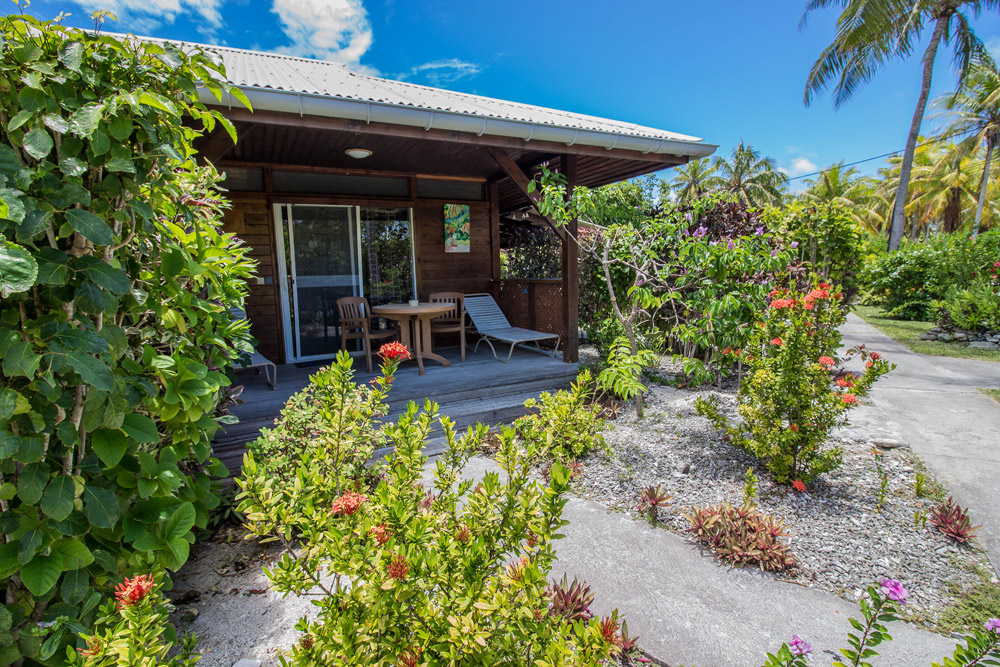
574,374,995,624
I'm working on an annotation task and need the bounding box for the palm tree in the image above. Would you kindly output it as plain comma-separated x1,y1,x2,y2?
907,142,980,233
802,0,997,251
941,52,1000,233
803,162,890,229
669,157,717,204
706,141,787,207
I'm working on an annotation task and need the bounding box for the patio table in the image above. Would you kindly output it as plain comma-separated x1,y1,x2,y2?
372,302,455,375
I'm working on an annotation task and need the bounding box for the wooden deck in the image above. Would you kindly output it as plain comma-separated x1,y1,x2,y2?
214,345,579,474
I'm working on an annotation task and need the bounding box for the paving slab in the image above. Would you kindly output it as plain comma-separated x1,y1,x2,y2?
457,455,954,667
841,314,1000,571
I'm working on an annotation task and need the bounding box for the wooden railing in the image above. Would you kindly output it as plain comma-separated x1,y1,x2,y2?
497,279,564,339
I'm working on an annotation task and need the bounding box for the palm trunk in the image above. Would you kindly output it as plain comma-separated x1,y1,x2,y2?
973,138,995,235
888,14,949,251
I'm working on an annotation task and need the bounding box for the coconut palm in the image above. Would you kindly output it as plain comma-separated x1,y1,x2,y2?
941,52,1000,233
706,141,787,207
670,157,717,204
802,0,997,251
803,162,890,230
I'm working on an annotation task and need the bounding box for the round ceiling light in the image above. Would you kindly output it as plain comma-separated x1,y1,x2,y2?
344,147,373,159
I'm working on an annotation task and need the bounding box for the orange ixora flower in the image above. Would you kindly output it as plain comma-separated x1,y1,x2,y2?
788,424,800,432
841,394,859,405
769,298,794,309
379,341,410,361
770,338,783,346
77,636,102,658
114,574,156,609
331,491,369,517
792,479,807,493
387,553,409,580
369,523,393,545
836,377,854,388
818,356,835,367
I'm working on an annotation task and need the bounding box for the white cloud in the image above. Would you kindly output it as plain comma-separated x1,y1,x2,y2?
271,0,375,72
399,58,482,86
779,156,819,178
64,0,224,38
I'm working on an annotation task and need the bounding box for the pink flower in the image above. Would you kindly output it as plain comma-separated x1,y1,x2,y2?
880,579,908,603
789,634,812,657
985,618,1000,633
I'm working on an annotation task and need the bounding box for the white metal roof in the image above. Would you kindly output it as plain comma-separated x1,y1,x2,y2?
128,35,716,159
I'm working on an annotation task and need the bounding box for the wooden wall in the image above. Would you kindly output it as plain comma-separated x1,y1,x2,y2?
413,199,493,298
221,194,285,364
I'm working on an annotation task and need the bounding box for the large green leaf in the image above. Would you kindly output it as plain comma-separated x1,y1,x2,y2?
122,413,159,443
65,209,112,245
52,538,93,570
163,537,190,571
91,428,128,467
16,462,48,505
2,341,41,378
40,476,75,521
83,486,119,529
21,552,63,596
86,261,131,295
70,103,105,138
63,350,113,391
0,239,36,297
164,502,196,541
22,128,53,160
58,41,83,72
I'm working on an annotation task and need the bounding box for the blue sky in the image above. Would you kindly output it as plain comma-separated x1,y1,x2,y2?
15,0,1000,185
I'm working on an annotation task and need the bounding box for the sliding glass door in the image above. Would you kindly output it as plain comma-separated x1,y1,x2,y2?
275,204,416,363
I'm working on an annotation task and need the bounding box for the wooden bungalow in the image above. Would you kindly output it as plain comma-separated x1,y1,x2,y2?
184,43,717,468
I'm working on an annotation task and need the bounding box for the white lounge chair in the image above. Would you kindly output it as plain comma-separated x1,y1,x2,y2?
463,293,560,363
230,307,277,388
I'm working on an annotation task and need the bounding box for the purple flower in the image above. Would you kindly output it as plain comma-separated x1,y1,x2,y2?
790,241,799,249
879,579,908,603
789,634,812,658
685,212,693,221
755,226,765,236
634,278,646,287
986,618,1000,633
710,240,719,246
727,240,735,249
693,225,707,238
771,249,778,257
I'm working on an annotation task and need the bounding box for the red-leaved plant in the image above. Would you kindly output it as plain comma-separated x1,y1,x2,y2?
931,497,981,544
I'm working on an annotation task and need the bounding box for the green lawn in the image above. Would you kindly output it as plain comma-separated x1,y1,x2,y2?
981,389,1000,404
853,305,1000,363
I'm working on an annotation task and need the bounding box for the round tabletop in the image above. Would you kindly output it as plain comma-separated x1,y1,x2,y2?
372,303,455,317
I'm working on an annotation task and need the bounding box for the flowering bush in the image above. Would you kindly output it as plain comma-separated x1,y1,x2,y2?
72,573,199,667
697,280,894,484
237,356,624,665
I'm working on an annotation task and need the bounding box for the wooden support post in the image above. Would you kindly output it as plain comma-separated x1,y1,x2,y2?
561,154,579,363
489,181,501,298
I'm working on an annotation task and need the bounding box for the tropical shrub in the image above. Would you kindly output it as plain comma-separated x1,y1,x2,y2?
683,502,795,571
697,280,893,483
237,353,624,666
73,573,199,667
765,201,865,304
936,274,1000,333
862,231,1000,320
516,370,606,462
0,14,253,663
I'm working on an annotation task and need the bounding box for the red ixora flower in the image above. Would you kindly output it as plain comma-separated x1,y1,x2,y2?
818,356,835,367
722,346,733,355
792,479,807,493
370,523,393,545
841,394,859,405
114,574,156,609
788,424,800,432
77,636,102,658
769,298,794,309
387,553,409,580
770,338,783,346
379,341,410,362
331,491,369,517
807,288,829,301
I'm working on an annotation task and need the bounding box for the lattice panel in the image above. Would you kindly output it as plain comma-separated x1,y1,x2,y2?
498,280,565,343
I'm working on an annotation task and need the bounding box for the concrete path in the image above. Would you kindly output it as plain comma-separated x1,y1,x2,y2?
840,314,1000,571
458,456,955,667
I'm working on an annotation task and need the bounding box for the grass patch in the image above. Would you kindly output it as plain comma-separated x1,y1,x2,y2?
980,388,1000,405
853,305,1000,362
938,567,1000,635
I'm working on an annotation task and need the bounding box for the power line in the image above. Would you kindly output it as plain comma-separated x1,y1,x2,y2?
785,127,980,182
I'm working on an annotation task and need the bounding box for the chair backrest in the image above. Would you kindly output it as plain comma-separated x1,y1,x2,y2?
463,293,511,332
336,296,369,328
428,291,463,322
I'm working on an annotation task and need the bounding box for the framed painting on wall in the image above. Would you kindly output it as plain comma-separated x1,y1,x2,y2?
443,203,470,253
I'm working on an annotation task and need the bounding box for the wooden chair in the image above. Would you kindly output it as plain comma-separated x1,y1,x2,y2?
428,292,466,361
336,296,399,373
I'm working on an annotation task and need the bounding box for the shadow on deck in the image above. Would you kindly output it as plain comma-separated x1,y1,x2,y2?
214,345,579,475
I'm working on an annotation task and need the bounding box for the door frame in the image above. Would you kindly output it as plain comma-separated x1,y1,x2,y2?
273,203,365,363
